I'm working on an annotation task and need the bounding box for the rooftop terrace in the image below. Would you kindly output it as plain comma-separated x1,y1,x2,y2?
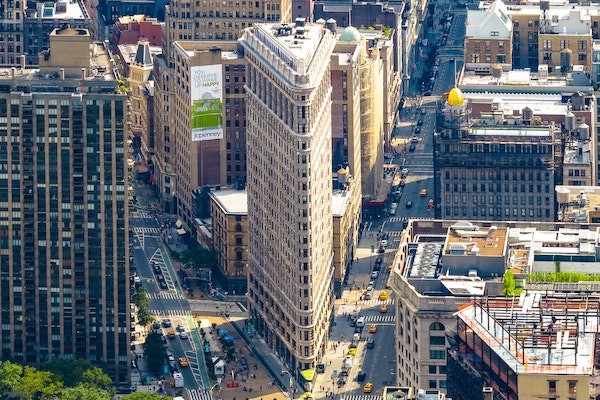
457,293,600,375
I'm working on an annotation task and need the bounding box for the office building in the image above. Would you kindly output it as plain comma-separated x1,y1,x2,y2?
464,0,513,72
121,40,159,162
458,68,598,186
434,86,562,221
449,293,600,400
390,219,600,395
167,40,246,231
470,0,599,72
209,188,248,295
241,19,336,378
0,27,129,383
23,0,91,66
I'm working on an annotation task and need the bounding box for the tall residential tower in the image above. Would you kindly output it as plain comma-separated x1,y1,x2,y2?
241,19,336,377
0,27,130,383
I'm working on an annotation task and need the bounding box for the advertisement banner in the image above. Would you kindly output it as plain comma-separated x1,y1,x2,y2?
191,65,223,141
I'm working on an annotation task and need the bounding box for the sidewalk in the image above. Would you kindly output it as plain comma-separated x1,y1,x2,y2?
199,316,289,400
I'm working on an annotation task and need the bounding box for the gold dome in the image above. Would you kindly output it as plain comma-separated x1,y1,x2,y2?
447,86,465,106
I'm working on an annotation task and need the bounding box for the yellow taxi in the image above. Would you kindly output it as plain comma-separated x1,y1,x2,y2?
364,383,374,393
368,324,377,333
420,189,428,197
347,347,357,356
380,305,388,313
178,357,189,367
378,291,389,301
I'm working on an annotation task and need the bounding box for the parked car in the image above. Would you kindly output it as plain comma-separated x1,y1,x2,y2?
357,372,367,382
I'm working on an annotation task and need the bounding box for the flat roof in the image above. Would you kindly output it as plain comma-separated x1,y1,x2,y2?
444,222,507,256
35,0,87,19
332,189,352,217
461,70,573,87
457,293,600,376
471,126,552,137
466,92,568,115
556,185,600,223
210,189,248,214
254,21,324,68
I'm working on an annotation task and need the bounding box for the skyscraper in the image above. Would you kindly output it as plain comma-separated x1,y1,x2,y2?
241,19,336,376
0,27,130,383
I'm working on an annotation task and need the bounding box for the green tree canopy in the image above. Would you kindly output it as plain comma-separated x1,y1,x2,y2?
12,366,63,400
0,360,23,397
45,358,95,387
81,367,113,391
143,332,166,374
134,286,154,326
60,384,113,400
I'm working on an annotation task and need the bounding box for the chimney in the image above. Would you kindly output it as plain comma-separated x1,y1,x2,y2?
81,68,86,79
60,68,65,80
20,54,26,71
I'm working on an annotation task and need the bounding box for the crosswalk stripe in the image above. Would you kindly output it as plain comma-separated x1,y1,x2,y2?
387,231,403,237
149,309,191,316
344,395,382,400
362,298,394,306
188,389,213,400
388,217,406,222
147,291,185,300
131,212,154,219
132,227,162,234
363,315,395,323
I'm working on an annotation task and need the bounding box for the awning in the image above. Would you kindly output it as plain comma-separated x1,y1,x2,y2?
175,219,183,228
177,228,186,236
300,369,315,382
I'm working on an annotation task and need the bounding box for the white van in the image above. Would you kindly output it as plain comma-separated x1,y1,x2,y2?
356,317,365,328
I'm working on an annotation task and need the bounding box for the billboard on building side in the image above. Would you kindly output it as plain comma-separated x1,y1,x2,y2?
191,64,223,141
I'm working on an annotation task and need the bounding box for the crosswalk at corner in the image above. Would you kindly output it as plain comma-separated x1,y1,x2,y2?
363,314,395,323
148,309,190,316
188,389,213,400
344,395,382,400
147,291,185,300
388,217,407,223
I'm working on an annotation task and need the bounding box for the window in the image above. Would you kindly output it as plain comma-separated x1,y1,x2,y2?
430,336,446,345
430,322,445,331
430,350,445,360
568,381,577,394
429,380,437,389
548,380,557,393
429,365,437,374
490,31,499,36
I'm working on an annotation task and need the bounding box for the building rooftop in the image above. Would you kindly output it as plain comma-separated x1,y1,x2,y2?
332,189,352,217
556,185,600,223
210,189,248,214
444,221,507,257
470,125,553,137
457,293,600,376
32,0,88,19
466,92,568,116
466,0,513,39
460,68,592,89
118,43,162,66
253,20,324,67
173,41,242,60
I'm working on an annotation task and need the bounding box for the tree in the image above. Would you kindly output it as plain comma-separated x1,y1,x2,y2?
12,366,63,400
45,358,94,387
81,367,113,391
60,384,113,400
503,270,517,296
123,392,173,400
143,332,166,374
134,286,153,326
0,360,23,397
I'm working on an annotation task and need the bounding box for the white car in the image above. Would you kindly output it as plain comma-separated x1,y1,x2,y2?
371,271,379,279
180,331,188,339
381,239,388,247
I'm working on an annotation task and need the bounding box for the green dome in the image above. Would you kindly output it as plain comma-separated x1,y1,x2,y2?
339,26,361,42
